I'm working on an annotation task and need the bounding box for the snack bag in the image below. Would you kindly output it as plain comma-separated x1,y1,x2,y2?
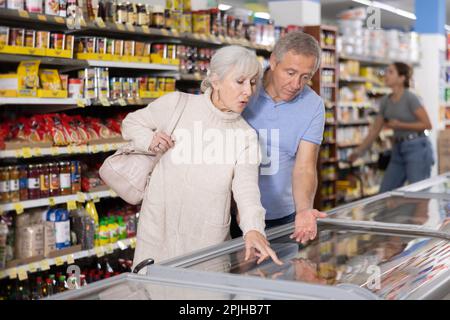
39,69,62,91
17,61,40,94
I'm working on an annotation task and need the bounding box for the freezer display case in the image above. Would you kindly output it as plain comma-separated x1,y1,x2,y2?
395,173,450,200
161,225,449,300
323,193,450,237
46,263,376,300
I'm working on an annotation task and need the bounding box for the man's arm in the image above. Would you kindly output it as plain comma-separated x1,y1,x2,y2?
292,140,319,212
290,140,327,244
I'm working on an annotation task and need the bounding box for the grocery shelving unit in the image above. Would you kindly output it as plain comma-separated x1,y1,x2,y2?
304,25,339,211
335,54,393,204
0,7,274,289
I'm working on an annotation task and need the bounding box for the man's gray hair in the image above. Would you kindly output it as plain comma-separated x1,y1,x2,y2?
273,31,322,72
201,45,262,92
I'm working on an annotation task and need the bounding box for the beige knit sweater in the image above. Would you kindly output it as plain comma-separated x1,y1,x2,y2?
121,90,266,267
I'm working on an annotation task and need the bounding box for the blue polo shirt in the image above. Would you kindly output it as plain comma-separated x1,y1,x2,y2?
242,85,325,220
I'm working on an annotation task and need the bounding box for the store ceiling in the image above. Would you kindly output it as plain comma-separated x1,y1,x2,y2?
223,0,450,32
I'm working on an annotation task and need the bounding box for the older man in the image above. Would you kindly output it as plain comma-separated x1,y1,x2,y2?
241,31,327,244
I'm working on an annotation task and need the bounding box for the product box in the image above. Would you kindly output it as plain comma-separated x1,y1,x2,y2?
438,129,450,174
15,224,45,260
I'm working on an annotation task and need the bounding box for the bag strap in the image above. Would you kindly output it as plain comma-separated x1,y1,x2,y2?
164,92,188,134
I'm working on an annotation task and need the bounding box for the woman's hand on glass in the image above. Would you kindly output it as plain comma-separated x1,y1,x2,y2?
244,230,283,266
149,131,175,154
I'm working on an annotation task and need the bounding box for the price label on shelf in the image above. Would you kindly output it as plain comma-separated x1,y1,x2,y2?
93,195,100,203
77,192,86,203
193,33,201,40
18,268,28,281
161,29,169,36
76,98,86,108
95,17,106,28
102,144,110,152
91,144,99,153
126,23,135,32
99,97,111,106
135,97,143,105
105,244,114,254
28,263,38,273
116,23,125,31
79,145,88,153
141,25,150,34
40,260,50,271
200,34,208,41
172,29,180,37
15,149,23,158
109,189,117,198
22,147,32,158
130,238,136,249
54,17,65,24
18,10,30,18
117,241,127,250
48,197,56,207
14,203,24,215
67,200,77,211
32,147,42,156
118,98,127,106
50,147,59,156
67,145,75,154
112,143,119,150
95,247,105,257
67,254,75,265
8,268,17,279
37,14,47,22
55,256,65,266
126,97,135,105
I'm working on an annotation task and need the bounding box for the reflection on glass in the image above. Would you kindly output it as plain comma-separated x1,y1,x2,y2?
417,180,450,195
330,196,450,231
84,279,266,300
189,229,450,300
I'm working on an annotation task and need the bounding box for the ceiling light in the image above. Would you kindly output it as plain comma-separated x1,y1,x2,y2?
218,4,232,11
254,12,271,20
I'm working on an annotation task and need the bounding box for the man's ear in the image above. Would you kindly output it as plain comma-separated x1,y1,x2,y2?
269,53,277,71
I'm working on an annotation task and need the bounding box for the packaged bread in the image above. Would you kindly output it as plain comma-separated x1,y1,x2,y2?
17,60,40,91
39,69,62,91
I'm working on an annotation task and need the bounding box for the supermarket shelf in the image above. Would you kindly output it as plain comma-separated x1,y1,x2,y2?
321,195,336,201
0,237,136,280
85,60,179,71
325,121,336,126
367,87,391,95
339,54,392,66
339,76,370,83
0,141,127,159
343,186,380,203
179,73,205,81
338,101,373,108
338,160,378,169
88,97,156,107
0,98,82,106
321,158,338,164
0,53,88,72
321,45,336,51
337,143,361,149
323,140,336,145
0,8,68,32
0,189,118,213
321,64,337,69
338,120,370,126
321,83,336,88
72,20,273,54
322,177,337,182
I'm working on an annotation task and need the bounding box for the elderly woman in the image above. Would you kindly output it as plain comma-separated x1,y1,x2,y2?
122,46,282,269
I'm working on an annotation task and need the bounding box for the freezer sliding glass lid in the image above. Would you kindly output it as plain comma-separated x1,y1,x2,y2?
185,229,450,300
328,195,450,232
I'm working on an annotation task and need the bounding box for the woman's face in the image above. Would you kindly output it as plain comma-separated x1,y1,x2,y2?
212,68,258,114
385,64,404,88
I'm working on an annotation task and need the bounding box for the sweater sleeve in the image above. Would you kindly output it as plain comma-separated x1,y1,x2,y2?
121,92,181,152
231,130,266,238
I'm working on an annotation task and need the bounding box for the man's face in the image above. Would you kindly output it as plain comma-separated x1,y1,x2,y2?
269,51,317,102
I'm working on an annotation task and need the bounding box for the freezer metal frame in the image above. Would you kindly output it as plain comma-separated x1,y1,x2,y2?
393,173,450,200
46,264,378,300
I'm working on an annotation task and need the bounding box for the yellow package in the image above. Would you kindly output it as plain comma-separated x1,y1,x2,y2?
39,69,62,90
17,60,40,90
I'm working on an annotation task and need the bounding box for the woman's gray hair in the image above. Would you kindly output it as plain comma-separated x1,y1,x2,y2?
273,31,322,73
201,45,262,92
